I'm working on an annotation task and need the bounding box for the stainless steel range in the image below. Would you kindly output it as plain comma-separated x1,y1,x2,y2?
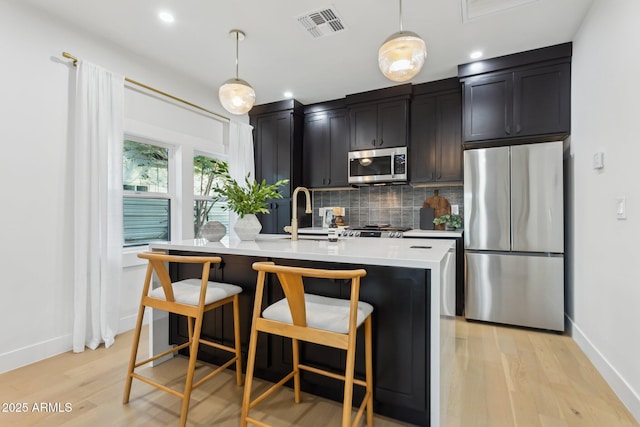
341,224,412,238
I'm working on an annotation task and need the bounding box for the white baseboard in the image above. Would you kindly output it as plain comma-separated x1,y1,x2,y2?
0,334,73,374
118,312,143,334
1,314,147,375
567,315,640,424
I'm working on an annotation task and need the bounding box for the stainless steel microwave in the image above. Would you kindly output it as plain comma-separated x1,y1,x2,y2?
348,146,407,185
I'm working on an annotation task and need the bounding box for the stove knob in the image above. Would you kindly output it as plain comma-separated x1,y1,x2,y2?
388,232,396,238
397,231,404,238
355,231,361,237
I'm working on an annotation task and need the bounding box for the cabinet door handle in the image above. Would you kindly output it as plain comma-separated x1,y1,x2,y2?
379,139,383,146
505,124,511,135
371,139,376,146
515,124,522,134
327,178,331,185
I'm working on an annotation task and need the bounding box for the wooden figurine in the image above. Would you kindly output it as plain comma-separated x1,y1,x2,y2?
424,190,451,230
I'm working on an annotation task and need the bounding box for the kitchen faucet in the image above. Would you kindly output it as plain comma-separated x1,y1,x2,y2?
284,186,312,241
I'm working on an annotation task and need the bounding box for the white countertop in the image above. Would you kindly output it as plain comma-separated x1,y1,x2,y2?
298,227,463,239
149,234,455,270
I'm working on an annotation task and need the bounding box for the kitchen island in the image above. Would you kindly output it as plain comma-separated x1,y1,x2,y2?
149,235,456,426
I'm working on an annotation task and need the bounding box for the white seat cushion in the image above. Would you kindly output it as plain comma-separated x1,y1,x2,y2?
262,293,373,334
149,278,242,306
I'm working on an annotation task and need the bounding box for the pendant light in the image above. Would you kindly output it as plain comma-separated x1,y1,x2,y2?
218,29,256,115
378,0,427,82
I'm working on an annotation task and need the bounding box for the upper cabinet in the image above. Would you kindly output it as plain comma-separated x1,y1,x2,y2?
249,99,305,233
302,100,349,188
346,84,411,151
459,43,571,146
410,78,463,184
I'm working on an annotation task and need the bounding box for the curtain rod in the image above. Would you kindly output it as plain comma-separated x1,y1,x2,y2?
62,51,230,122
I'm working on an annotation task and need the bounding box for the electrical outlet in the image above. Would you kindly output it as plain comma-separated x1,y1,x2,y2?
451,204,459,215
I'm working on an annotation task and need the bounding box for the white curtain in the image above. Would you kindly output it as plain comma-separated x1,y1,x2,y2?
73,60,124,352
228,121,255,237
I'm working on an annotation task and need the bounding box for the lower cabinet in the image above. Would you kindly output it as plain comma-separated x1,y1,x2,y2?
257,198,291,234
169,253,431,426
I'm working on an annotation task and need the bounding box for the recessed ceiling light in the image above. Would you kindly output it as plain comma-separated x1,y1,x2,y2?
283,91,293,98
470,50,483,60
158,11,175,24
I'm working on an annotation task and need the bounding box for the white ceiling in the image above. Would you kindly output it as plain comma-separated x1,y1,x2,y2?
22,0,594,106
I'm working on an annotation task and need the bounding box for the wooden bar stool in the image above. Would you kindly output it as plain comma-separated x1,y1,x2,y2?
241,262,373,427
123,252,243,427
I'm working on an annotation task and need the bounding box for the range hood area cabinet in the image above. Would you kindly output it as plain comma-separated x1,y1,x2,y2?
458,42,572,146
302,100,349,188
409,78,463,184
249,99,309,234
346,84,411,151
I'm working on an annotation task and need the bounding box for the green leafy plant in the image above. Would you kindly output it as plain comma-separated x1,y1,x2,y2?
433,214,462,229
215,173,289,218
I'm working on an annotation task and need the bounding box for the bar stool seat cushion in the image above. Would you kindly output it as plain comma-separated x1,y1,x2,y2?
262,293,373,334
149,278,242,306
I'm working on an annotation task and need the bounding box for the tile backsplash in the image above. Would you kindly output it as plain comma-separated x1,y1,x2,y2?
312,185,463,229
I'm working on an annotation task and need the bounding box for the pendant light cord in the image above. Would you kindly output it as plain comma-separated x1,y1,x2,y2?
235,31,239,80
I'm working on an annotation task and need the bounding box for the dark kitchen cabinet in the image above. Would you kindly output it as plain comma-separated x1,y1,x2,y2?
250,100,307,233
459,42,572,146
410,78,463,184
349,100,408,150
346,84,412,151
303,101,349,188
260,198,291,236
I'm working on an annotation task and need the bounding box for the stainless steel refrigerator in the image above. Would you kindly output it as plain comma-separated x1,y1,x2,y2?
464,141,564,331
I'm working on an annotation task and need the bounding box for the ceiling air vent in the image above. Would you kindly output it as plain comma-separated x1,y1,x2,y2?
462,0,539,22
295,6,346,39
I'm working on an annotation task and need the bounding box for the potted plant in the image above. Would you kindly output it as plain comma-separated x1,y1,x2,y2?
433,214,463,231
216,173,289,240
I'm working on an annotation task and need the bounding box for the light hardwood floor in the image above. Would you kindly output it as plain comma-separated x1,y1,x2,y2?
0,318,637,426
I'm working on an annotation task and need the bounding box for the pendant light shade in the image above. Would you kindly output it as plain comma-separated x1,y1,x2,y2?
219,30,255,115
378,0,427,82
219,78,255,115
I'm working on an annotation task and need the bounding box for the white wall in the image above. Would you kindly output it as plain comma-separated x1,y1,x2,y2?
569,0,640,421
0,1,245,373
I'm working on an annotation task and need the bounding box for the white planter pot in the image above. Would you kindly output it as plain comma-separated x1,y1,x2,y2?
234,214,262,240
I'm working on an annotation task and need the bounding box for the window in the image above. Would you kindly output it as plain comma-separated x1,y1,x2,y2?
193,155,230,237
123,139,172,246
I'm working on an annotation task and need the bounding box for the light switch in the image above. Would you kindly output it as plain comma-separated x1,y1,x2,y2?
452,204,459,215
616,197,626,220
593,152,604,170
